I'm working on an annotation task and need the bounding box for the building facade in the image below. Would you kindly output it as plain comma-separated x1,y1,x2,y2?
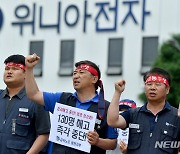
0,0,180,106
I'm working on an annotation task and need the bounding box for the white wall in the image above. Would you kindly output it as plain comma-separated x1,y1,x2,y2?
0,0,179,107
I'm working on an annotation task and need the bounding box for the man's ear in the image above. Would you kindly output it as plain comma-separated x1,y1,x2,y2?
165,86,170,95
92,75,98,84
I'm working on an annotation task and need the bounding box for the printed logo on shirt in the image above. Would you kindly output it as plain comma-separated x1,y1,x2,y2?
18,108,29,120
95,118,101,125
95,118,102,129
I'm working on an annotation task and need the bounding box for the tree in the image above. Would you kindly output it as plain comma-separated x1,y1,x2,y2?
139,34,180,108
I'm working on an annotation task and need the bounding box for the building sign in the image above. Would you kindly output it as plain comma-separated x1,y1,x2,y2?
49,103,97,153
10,0,151,35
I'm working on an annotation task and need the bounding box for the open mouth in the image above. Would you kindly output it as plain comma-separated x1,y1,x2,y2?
6,75,12,78
149,92,156,97
73,80,80,85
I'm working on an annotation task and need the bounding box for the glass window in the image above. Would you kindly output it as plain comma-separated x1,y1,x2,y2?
107,38,123,75
59,40,75,76
141,37,159,74
30,41,44,76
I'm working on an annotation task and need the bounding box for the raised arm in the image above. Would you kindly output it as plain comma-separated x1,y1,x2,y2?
107,80,127,129
25,54,44,106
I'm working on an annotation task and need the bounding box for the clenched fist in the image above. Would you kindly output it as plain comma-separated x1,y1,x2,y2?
25,53,40,69
114,80,126,94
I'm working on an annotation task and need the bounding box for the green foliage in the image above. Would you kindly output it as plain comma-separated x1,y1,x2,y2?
139,34,180,108
138,92,147,103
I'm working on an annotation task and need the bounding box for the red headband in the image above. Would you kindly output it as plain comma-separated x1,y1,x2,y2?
145,75,169,86
76,64,99,77
6,62,26,71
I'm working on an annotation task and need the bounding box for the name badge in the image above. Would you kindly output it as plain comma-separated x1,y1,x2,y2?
19,108,29,112
129,123,139,129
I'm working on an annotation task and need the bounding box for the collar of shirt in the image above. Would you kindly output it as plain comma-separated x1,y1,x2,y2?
72,91,98,110
140,101,171,114
1,87,26,100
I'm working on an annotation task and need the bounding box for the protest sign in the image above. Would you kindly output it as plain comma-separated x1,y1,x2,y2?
49,103,97,153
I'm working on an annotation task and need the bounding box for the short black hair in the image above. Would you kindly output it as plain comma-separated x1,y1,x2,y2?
4,54,25,66
143,67,171,86
75,60,101,90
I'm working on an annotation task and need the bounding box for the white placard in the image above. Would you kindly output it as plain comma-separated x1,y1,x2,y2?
49,103,97,153
117,128,129,144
